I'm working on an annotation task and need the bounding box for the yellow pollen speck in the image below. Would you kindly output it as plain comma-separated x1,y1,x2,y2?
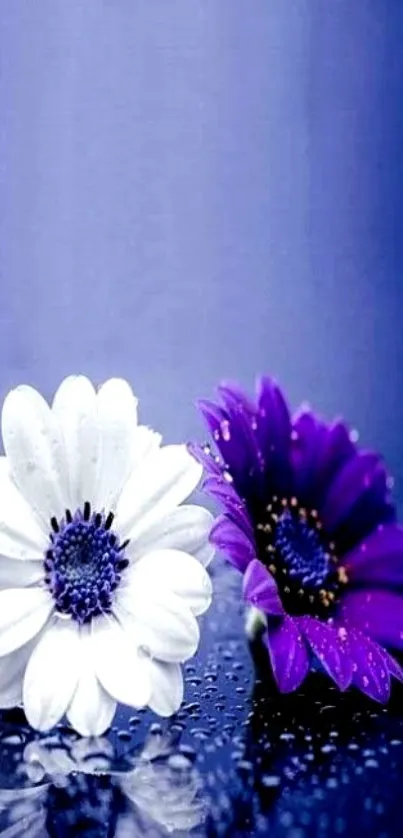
338,567,348,585
291,497,298,507
311,509,318,519
281,498,288,507
269,564,276,574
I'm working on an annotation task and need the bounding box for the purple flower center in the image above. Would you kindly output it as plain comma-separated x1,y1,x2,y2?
256,498,347,617
274,510,331,591
44,502,129,624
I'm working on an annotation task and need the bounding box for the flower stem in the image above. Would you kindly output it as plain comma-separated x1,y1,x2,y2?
245,606,267,641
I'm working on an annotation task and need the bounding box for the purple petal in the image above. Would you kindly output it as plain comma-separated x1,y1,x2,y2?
383,650,403,684
344,523,403,586
217,382,266,483
314,421,356,495
297,616,352,690
255,376,292,494
210,515,257,573
243,559,283,616
217,381,257,417
320,451,382,533
265,616,310,692
202,476,254,538
334,464,396,551
187,442,223,478
347,629,390,703
338,590,403,649
290,412,328,504
198,394,262,494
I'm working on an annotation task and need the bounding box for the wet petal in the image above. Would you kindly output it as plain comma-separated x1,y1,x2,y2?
298,616,352,690
125,549,212,616
91,616,151,709
147,660,184,717
2,385,68,525
338,590,403,649
0,459,47,560
0,589,53,657
265,616,310,692
127,504,214,568
114,445,202,541
23,619,80,731
243,559,283,616
52,375,101,512
344,524,403,586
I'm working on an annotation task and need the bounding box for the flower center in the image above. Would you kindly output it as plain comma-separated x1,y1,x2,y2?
256,498,347,617
44,502,129,624
274,510,331,590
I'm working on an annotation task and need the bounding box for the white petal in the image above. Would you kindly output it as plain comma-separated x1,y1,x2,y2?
0,807,47,837
114,445,202,541
23,619,81,731
93,378,138,510
2,385,68,525
116,589,199,663
125,549,212,616
67,629,116,736
0,589,53,656
129,425,162,472
0,557,43,589
52,376,100,511
126,504,215,567
0,459,48,560
0,640,37,708
148,660,184,717
91,616,151,709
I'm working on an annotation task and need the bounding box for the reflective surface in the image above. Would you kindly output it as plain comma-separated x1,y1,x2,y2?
0,561,402,836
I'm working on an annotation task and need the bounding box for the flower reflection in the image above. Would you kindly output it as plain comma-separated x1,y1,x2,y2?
0,727,206,837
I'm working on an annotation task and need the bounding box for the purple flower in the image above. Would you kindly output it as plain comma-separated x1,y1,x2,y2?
191,376,403,702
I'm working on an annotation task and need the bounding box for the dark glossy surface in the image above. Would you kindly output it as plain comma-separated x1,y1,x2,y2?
0,2,402,835
0,561,403,836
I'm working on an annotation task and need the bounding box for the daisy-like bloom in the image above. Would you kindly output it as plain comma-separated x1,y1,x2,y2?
0,376,213,736
193,376,403,702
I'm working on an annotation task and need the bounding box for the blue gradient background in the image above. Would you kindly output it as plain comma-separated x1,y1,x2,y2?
1,1,403,485
1,3,403,834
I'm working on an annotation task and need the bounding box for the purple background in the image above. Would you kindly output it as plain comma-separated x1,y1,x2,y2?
1,1,402,492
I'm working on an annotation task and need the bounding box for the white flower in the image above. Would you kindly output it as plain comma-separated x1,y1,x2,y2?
0,376,214,736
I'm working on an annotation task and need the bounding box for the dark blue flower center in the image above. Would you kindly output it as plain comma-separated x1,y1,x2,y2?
256,497,347,617
274,510,331,591
44,502,129,624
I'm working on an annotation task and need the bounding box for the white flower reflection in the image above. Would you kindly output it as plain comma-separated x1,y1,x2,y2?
0,729,206,836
